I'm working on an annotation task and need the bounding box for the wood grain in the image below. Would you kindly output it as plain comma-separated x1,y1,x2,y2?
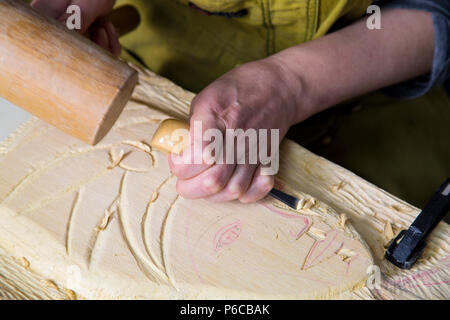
0,64,448,300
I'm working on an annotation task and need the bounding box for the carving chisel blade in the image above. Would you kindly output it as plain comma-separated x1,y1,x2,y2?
269,188,299,210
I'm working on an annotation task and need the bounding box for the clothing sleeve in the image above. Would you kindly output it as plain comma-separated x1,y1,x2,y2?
375,0,450,99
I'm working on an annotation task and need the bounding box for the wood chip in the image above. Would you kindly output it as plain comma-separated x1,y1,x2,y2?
383,220,394,240
63,288,77,300
338,214,348,228
308,227,327,240
302,198,316,210
42,279,59,290
151,191,159,203
20,257,30,269
96,209,113,232
332,181,347,193
108,149,125,169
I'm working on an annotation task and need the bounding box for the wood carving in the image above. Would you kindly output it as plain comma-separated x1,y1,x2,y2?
0,66,448,300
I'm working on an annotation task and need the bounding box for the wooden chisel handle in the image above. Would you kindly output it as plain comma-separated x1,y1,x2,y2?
151,119,191,154
0,0,140,145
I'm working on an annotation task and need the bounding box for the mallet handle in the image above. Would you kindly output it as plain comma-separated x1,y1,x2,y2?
0,0,139,145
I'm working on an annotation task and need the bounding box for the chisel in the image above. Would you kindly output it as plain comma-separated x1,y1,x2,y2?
151,119,302,209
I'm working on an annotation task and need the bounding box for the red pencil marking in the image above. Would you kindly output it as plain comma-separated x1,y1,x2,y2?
289,217,311,239
345,254,359,274
213,220,242,253
303,230,340,270
261,202,303,219
334,242,344,254
390,266,450,288
261,203,311,240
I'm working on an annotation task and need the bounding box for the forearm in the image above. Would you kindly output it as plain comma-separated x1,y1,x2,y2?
269,8,435,123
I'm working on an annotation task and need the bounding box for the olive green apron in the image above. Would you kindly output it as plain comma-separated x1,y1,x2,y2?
116,0,371,92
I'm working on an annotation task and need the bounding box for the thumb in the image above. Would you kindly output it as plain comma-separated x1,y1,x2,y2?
31,0,71,19
71,0,115,33
43,0,115,34
169,112,222,180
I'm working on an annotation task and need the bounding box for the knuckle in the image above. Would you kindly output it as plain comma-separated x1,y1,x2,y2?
192,94,218,113
226,183,245,199
202,174,224,194
169,162,186,177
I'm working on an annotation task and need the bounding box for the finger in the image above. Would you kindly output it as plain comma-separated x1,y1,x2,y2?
31,0,70,19
90,26,109,51
72,0,115,33
169,112,221,180
104,21,122,57
239,167,274,203
206,164,257,202
176,163,236,199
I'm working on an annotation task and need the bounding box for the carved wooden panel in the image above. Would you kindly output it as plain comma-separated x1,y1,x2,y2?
0,66,447,300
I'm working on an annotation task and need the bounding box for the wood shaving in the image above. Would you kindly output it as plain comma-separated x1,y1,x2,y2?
301,198,316,210
42,279,59,290
338,214,348,228
63,288,77,300
19,257,30,269
296,198,305,210
123,140,152,154
391,204,411,213
336,248,356,262
383,221,394,240
151,191,159,203
332,181,347,193
108,149,125,169
307,227,327,240
337,248,357,257
96,209,113,232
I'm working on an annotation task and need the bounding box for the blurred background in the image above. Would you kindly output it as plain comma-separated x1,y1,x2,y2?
0,98,32,142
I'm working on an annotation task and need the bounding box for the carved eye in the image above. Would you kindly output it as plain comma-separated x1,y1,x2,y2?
213,220,242,252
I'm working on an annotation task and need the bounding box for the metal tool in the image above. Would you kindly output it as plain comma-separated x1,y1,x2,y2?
385,178,450,269
269,188,300,210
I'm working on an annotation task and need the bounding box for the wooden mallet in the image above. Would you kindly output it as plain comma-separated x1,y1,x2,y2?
0,0,140,145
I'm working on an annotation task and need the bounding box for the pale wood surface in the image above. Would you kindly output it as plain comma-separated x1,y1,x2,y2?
0,65,448,300
0,0,137,145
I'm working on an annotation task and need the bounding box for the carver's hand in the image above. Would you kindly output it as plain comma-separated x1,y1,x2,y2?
169,57,304,203
31,0,120,56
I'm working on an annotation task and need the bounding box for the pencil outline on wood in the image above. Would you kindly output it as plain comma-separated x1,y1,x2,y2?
0,111,373,297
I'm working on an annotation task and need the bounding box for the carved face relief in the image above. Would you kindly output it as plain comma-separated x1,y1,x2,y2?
0,103,373,299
